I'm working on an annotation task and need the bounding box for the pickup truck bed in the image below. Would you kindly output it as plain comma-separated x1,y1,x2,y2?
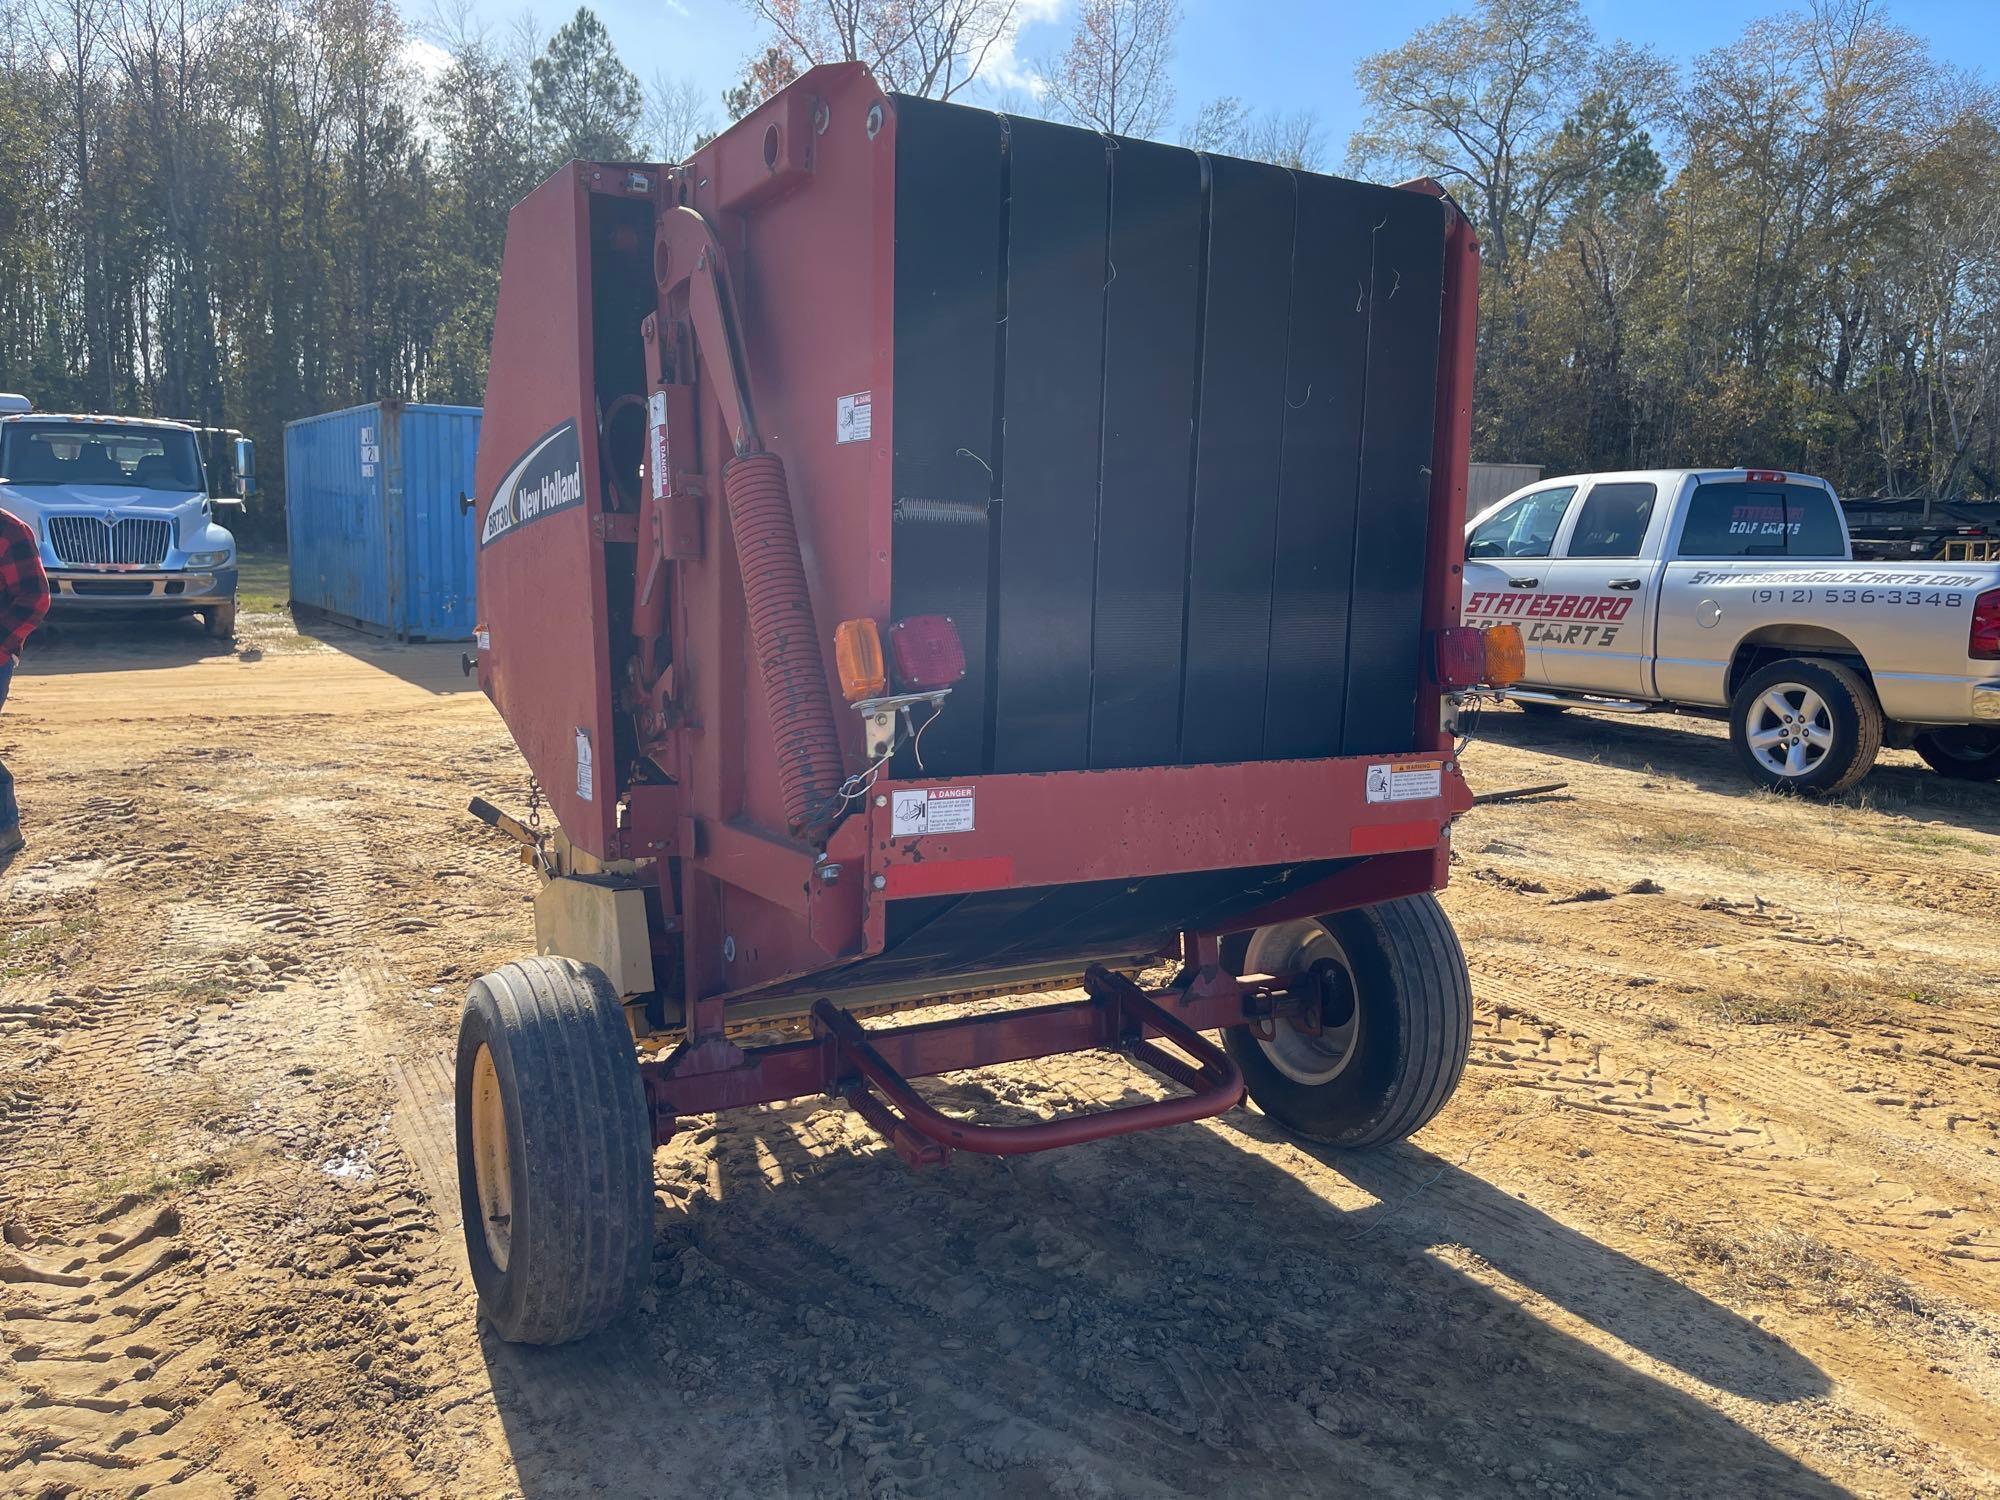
1464,467,2000,791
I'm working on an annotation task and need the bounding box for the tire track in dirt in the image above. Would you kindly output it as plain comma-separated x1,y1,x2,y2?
0,1201,208,1496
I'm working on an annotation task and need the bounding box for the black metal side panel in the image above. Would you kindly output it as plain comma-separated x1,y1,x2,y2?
890,97,1450,775
1261,175,1373,758
989,119,1109,772
1179,158,1295,765
1343,185,1445,754
745,858,1358,1005
1088,138,1203,769
889,97,1005,777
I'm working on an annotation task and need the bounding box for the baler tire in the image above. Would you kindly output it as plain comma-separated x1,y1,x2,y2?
455,956,654,1346
1224,893,1471,1149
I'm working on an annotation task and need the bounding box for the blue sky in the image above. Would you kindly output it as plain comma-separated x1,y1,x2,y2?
429,0,2000,162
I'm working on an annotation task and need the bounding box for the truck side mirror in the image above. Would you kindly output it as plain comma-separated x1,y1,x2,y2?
234,436,257,496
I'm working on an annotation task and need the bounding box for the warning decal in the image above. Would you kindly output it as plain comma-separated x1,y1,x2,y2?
891,786,974,837
836,391,873,444
1365,760,1443,804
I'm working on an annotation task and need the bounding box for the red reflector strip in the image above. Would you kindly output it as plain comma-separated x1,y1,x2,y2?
1351,820,1438,855
880,856,1016,898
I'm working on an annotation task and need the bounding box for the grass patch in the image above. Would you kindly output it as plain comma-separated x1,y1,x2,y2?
146,972,235,1004
1691,979,1863,1027
0,912,99,978
90,1158,224,1206
1669,1220,1947,1326
234,547,290,614
1873,823,1987,856
1631,827,1721,855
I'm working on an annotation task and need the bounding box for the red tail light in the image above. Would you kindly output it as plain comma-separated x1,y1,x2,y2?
1434,624,1525,688
1744,468,1786,484
1972,588,2000,661
888,614,967,690
1434,626,1485,689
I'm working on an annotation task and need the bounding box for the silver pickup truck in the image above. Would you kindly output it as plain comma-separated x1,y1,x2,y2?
1462,468,2000,793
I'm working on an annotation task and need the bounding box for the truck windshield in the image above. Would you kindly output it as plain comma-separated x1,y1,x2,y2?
1678,481,1845,558
0,423,204,491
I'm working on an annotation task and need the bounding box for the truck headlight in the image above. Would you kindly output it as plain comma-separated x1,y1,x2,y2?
186,548,232,568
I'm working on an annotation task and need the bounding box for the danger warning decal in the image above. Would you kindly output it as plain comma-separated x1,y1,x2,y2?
1466,590,1633,647
480,421,584,548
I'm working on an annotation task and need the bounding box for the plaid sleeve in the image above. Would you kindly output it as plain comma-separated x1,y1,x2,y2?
0,509,50,660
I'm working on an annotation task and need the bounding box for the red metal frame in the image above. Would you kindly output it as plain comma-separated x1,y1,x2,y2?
475,70,1482,1156
641,964,1297,1162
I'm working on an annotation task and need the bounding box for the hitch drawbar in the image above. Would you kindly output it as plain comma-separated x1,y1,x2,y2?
645,967,1247,1170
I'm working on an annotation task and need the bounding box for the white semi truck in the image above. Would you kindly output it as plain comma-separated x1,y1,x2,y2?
0,410,252,640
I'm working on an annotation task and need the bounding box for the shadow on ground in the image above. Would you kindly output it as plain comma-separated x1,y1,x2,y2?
22,613,238,672
478,1078,1836,1499
291,615,478,696
1478,700,2000,833
16,610,477,697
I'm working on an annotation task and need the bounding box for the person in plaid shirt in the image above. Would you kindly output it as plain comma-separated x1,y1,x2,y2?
0,503,51,860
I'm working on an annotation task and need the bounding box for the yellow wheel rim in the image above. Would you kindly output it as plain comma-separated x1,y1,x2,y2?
470,1043,514,1271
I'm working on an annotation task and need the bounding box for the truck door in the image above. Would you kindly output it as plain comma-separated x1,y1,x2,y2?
1462,484,1578,686
1534,479,1664,697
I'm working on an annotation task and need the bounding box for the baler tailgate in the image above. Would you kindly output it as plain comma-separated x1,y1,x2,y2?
891,100,1448,778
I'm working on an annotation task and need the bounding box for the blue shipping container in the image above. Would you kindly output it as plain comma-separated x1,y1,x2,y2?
284,401,482,640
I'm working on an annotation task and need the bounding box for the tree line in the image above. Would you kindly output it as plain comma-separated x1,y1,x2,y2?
0,0,1993,514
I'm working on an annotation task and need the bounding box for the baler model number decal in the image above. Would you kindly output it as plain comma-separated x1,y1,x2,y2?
480,421,584,548
1465,589,1632,646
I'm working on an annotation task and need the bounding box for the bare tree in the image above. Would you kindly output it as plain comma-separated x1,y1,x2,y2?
1183,95,1325,170
1349,0,1669,288
1037,0,1176,138
745,0,1022,102
33,0,113,406
645,69,716,160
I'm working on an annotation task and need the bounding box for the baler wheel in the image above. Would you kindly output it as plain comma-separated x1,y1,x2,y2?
455,957,655,1345
1223,894,1471,1147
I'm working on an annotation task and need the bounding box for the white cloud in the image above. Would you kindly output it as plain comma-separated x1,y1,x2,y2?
979,0,1066,99
402,35,453,85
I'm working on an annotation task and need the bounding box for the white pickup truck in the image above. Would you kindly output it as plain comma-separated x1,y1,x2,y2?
1462,468,2000,793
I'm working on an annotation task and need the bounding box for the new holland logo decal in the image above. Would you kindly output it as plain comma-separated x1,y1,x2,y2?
479,421,584,548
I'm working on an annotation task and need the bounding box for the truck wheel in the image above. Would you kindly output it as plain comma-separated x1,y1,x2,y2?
1513,699,1567,717
1223,894,1471,1148
202,602,237,640
455,956,655,1345
1729,658,1881,795
1914,726,2000,781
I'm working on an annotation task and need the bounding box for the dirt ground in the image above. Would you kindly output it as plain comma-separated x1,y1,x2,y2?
4,598,2000,1500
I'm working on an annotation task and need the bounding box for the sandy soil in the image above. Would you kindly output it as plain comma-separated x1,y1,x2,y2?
4,605,1999,1498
